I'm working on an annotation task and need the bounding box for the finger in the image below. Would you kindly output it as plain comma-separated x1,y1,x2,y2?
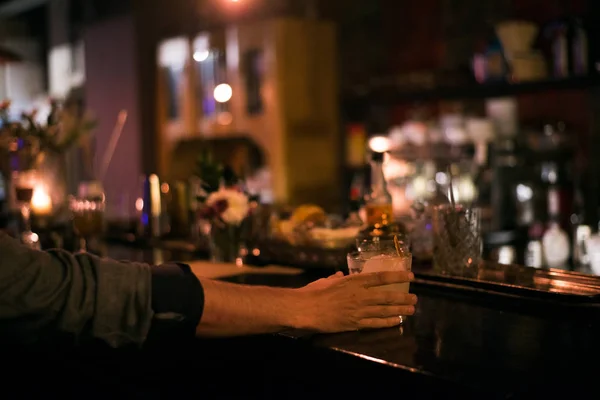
359,271,414,288
359,316,403,330
327,271,345,279
371,291,418,306
360,305,416,319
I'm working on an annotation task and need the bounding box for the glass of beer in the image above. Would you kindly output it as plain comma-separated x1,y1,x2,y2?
348,238,412,323
70,181,105,252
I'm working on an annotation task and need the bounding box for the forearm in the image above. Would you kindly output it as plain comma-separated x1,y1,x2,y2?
0,232,153,347
196,278,308,337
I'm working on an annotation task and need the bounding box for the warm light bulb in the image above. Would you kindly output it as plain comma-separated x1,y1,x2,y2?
368,135,390,153
193,50,209,62
214,83,233,103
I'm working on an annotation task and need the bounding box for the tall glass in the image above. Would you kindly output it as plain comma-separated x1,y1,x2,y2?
348,239,412,323
432,204,482,277
13,170,40,249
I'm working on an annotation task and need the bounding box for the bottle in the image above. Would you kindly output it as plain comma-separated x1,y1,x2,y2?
572,18,589,76
485,38,508,83
571,180,591,268
552,21,569,78
364,152,393,228
550,17,589,78
346,172,364,227
346,200,364,228
542,187,570,269
139,175,162,238
525,223,544,268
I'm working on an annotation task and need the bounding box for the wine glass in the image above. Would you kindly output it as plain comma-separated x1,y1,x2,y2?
70,181,105,253
13,170,40,249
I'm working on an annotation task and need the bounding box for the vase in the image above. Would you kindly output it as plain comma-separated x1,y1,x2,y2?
207,221,245,263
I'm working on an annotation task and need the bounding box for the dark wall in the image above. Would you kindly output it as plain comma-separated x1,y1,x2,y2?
47,0,131,48
84,15,144,217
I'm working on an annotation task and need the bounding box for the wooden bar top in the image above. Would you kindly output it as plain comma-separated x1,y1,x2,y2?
187,260,304,280
101,245,600,398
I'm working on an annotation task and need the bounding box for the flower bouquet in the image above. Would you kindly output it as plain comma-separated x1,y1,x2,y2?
198,187,251,263
195,147,255,263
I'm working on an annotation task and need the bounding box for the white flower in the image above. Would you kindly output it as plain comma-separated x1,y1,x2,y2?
206,188,250,226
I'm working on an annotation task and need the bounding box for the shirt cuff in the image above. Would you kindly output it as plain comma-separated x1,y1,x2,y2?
146,263,204,343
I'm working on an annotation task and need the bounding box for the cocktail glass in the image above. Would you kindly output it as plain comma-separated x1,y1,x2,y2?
348,239,413,323
69,182,105,252
13,170,40,249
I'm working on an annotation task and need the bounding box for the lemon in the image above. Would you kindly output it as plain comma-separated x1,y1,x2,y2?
290,204,326,226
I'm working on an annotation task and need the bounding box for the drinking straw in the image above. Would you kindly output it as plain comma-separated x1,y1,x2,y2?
394,234,402,256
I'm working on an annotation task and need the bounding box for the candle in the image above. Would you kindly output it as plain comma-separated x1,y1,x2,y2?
31,187,53,216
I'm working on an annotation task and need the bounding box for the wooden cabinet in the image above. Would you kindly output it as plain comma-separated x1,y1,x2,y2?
157,18,341,209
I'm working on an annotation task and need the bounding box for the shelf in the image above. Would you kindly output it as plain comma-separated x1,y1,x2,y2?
343,75,600,106
388,143,472,163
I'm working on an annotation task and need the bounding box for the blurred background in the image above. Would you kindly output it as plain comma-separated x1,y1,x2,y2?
1,0,600,274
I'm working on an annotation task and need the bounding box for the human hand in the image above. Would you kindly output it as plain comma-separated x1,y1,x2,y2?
297,271,417,333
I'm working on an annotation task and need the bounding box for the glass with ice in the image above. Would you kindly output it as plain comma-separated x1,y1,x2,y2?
348,238,412,294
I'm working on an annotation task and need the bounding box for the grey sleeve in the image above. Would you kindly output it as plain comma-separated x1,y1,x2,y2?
0,232,153,348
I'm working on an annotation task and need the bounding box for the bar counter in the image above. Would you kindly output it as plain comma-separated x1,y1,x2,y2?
9,244,600,399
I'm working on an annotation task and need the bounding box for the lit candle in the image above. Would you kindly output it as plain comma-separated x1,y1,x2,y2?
31,187,53,216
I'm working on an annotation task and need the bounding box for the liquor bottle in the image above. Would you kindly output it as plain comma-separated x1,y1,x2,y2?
571,17,589,76
364,151,393,228
346,172,364,227
542,186,570,269
550,16,589,78
525,222,544,268
571,179,591,268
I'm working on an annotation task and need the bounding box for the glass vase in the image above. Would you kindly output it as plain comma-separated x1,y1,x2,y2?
208,221,245,264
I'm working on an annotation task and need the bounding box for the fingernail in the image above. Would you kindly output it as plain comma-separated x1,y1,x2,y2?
408,272,415,280
407,306,415,315
410,294,418,304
